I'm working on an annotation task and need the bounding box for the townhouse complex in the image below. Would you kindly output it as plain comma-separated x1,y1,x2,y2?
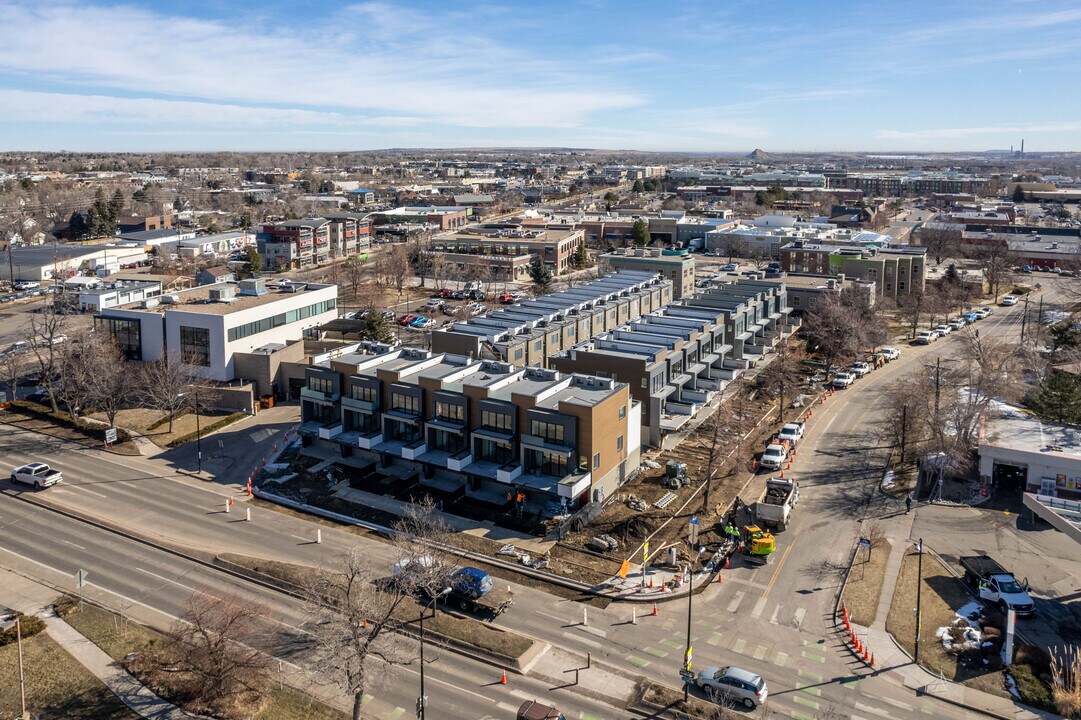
599,247,697,298
430,271,673,367
299,347,640,518
552,279,795,446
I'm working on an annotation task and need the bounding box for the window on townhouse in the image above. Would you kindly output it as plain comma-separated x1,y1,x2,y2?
593,452,601,470
481,410,512,432
617,435,624,452
528,449,568,477
619,405,626,420
435,401,464,423
350,385,377,403
308,376,334,395
391,393,420,415
530,420,565,444
899,281,906,291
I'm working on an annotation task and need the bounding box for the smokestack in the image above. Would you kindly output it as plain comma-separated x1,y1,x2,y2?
1021,139,1025,155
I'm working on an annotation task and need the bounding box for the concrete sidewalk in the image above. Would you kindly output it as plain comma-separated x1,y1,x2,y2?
0,568,197,720
861,509,1058,720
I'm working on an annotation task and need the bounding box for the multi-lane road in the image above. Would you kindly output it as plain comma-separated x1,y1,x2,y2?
0,275,1073,719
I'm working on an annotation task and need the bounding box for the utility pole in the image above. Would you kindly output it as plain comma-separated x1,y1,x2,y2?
914,538,924,663
900,405,907,467
194,383,203,473
1020,295,1029,343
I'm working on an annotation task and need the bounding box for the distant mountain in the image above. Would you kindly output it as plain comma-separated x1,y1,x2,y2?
748,148,771,160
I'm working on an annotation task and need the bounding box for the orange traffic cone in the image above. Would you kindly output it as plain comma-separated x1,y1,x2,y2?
779,469,785,478
724,557,730,569
649,577,653,589
862,646,870,662
869,653,875,667
652,603,658,617
500,669,507,685
844,618,851,633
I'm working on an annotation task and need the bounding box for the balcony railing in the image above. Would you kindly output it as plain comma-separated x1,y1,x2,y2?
301,387,340,404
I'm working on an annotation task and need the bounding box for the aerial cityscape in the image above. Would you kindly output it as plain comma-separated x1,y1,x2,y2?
1,2,1081,720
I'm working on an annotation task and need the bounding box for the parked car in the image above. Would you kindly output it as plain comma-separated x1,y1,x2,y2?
914,330,936,345
849,361,872,378
10,462,63,490
977,306,994,317
832,372,855,388
935,324,952,336
948,319,966,331
691,666,768,709
720,263,738,271
879,347,901,361
381,310,395,319
397,314,417,325
425,298,445,308
1000,296,1019,306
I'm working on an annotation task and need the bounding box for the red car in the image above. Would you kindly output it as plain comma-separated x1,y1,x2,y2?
397,313,417,325
498,292,515,304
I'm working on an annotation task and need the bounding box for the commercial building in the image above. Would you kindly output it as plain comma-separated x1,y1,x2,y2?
75,279,162,312
299,348,640,518
430,271,673,367
600,247,696,298
324,213,372,256
177,230,257,258
706,215,893,259
373,206,469,231
775,274,874,314
257,219,326,269
779,242,926,298
95,278,338,381
979,413,1081,503
431,225,584,279
5,243,150,282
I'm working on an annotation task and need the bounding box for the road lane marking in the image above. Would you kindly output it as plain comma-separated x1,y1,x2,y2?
707,632,722,646
774,651,788,667
855,701,894,717
879,696,913,712
562,632,601,649
751,597,768,618
67,485,108,499
136,566,196,592
726,591,745,613
800,650,825,663
769,604,781,624
643,646,668,658
792,607,806,629
793,695,820,710
762,524,800,598
627,655,650,667
798,669,822,682
60,539,85,550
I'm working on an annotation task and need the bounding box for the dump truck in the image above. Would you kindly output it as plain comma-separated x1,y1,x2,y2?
741,525,776,566
439,567,514,617
754,478,799,531
959,555,1035,616
517,700,565,720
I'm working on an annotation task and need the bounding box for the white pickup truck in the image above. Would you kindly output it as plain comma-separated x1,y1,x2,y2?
10,462,63,490
759,442,789,471
776,422,804,447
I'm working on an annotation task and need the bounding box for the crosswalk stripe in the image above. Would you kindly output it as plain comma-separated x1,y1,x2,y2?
753,645,766,660
727,591,745,613
854,701,894,718
751,596,768,618
774,651,788,667
879,696,913,712
770,604,782,624
793,607,807,629
732,638,746,654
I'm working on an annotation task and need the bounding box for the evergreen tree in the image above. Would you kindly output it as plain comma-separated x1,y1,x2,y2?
632,179,645,193
631,218,650,246
244,247,264,274
1030,371,1081,424
1012,185,1026,203
67,211,90,240
571,241,592,269
527,257,552,291
360,311,394,343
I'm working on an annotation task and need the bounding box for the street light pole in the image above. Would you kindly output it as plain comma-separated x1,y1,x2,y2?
194,383,203,474
419,588,449,719
914,538,923,663
683,546,704,701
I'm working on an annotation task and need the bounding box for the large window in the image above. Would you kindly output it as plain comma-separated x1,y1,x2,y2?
344,410,376,434
350,385,377,403
95,317,142,360
226,298,337,342
477,438,514,465
308,376,334,395
391,393,420,415
528,449,568,477
530,420,565,444
481,410,512,432
179,326,210,366
435,401,464,423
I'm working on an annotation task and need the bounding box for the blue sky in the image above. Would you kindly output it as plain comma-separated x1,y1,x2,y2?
2,0,1081,152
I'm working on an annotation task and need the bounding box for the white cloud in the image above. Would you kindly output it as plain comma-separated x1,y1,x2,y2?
0,1,642,130
875,122,1081,141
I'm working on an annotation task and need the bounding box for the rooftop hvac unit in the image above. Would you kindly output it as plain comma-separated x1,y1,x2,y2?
238,278,267,296
160,294,179,304
209,286,236,302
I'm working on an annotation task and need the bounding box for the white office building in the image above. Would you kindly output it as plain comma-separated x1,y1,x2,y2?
96,279,338,381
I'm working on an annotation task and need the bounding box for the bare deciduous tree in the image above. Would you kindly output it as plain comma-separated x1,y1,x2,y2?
139,358,198,433
803,287,885,373
916,224,961,266
169,590,272,718
307,500,454,720
25,302,68,412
